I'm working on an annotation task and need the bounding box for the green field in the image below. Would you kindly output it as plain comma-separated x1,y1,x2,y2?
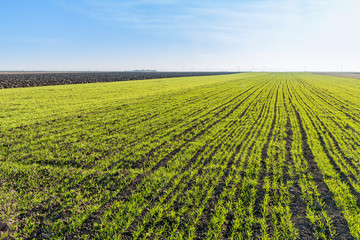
1,73,360,239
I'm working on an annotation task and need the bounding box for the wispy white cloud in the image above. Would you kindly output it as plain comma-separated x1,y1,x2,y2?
55,0,333,41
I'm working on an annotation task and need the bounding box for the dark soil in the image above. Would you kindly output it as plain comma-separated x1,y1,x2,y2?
315,72,360,80
0,72,239,89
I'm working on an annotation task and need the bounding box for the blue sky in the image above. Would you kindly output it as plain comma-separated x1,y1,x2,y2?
1,0,359,71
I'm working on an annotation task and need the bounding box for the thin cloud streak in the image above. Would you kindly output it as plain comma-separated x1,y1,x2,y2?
58,0,334,45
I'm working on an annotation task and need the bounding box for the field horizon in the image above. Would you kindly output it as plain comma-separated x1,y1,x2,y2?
1,72,360,239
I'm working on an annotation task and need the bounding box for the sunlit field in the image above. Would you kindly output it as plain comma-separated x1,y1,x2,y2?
1,73,360,239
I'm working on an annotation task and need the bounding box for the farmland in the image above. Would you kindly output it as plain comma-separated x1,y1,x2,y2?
317,72,360,80
1,72,360,239
0,71,237,89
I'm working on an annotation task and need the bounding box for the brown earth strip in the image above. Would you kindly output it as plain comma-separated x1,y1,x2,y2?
0,71,240,88
315,72,360,80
